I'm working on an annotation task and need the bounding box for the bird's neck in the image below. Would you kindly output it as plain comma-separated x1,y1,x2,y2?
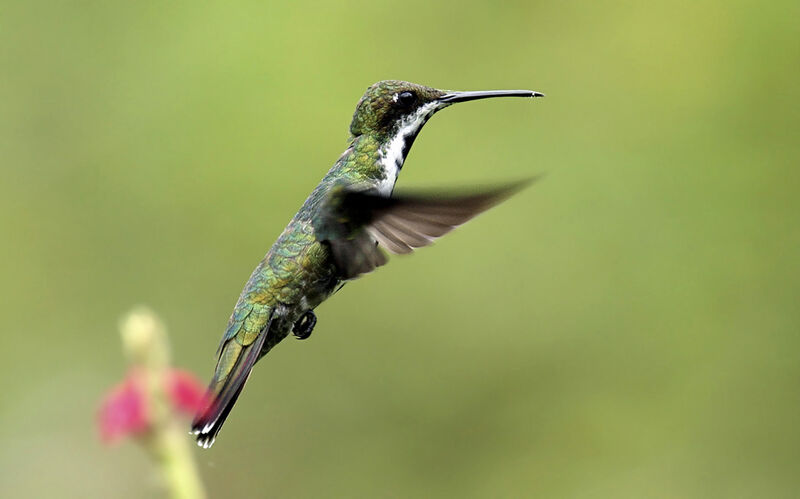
337,134,402,197
349,101,440,196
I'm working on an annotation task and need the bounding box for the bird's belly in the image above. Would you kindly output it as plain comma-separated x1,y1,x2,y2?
267,240,339,309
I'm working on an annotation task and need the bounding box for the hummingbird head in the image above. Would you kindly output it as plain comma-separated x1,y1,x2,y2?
349,81,445,139
349,80,543,172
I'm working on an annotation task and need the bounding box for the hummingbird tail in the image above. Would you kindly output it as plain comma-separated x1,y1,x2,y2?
191,325,270,449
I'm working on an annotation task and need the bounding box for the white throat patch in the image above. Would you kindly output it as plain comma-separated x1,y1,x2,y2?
375,101,440,196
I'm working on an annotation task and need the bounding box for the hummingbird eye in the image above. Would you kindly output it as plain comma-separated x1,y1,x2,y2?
396,91,417,107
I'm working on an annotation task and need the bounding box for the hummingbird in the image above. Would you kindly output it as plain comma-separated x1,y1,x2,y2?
192,80,544,448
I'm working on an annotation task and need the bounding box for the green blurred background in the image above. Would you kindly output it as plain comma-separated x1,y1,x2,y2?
2,0,799,497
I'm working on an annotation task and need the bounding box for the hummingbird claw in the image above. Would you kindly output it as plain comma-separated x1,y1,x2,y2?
292,310,317,340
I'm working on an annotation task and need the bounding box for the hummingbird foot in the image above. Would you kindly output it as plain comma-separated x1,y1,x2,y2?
292,310,317,340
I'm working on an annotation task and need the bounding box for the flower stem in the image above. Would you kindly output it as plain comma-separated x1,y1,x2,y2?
144,423,206,499
122,307,207,499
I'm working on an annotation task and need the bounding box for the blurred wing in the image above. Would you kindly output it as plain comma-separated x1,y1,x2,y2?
313,179,533,279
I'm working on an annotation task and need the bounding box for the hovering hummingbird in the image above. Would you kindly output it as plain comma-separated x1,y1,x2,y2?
192,80,543,448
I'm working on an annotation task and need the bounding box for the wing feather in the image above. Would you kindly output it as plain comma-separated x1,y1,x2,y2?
369,224,414,254
312,179,534,278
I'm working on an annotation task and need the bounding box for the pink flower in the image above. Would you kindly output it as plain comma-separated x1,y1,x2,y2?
98,369,149,443
164,369,207,416
98,368,206,444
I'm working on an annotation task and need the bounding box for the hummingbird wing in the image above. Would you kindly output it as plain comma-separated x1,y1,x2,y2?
313,179,531,280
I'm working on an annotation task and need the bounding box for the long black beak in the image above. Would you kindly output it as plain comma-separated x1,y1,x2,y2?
438,89,544,104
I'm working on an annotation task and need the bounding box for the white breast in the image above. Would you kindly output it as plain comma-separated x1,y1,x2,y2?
375,101,439,196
